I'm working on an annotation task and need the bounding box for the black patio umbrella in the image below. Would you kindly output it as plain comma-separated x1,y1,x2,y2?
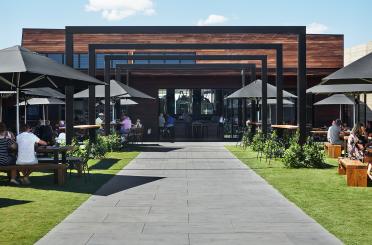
0,45,104,133
74,80,154,99
225,79,297,99
321,52,372,85
19,98,65,122
314,94,356,123
307,84,372,94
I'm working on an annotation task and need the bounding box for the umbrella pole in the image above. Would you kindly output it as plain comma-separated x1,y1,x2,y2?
16,73,20,134
339,104,342,121
24,103,27,124
43,105,46,123
0,97,2,122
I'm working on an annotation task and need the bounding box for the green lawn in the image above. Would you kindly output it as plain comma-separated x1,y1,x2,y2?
227,145,372,245
0,151,139,245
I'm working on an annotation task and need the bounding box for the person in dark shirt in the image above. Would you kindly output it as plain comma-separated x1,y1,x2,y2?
0,122,18,184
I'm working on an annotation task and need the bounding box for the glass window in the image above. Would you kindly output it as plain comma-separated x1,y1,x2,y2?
165,53,180,64
96,54,105,69
158,89,167,115
111,58,128,68
79,54,88,69
134,52,149,64
47,53,63,64
149,52,165,64
201,89,216,115
72,54,79,68
175,89,192,115
180,52,196,64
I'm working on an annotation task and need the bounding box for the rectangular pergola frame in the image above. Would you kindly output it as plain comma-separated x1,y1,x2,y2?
105,55,263,137
65,26,306,144
86,44,278,138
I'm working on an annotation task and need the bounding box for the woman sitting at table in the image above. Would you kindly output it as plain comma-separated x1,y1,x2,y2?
0,122,18,185
16,124,47,185
347,123,368,161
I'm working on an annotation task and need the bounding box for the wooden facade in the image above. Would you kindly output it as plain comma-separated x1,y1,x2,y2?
22,29,343,75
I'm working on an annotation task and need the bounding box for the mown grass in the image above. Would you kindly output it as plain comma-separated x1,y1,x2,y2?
0,151,139,245
227,146,372,245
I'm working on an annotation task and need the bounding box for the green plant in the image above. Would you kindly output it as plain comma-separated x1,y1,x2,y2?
303,137,326,168
282,131,326,168
102,134,122,152
264,131,285,159
251,131,265,152
241,129,252,149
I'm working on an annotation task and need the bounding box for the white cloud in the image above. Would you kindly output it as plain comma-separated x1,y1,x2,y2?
307,22,328,34
197,14,228,26
85,0,155,21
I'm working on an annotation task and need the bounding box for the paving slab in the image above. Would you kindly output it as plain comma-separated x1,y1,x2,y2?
36,142,341,245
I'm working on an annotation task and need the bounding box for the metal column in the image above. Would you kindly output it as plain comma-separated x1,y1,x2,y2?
261,58,268,136
298,30,307,145
276,46,283,124
104,60,111,135
88,46,97,141
65,86,74,145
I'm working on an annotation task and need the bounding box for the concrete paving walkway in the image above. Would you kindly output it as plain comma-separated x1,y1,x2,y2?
37,142,341,245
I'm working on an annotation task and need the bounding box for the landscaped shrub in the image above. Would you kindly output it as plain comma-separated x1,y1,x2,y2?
303,137,326,168
241,128,254,149
251,131,265,152
263,130,285,159
100,134,122,152
282,131,326,168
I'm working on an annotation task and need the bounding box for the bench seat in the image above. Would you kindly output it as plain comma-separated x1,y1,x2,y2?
324,142,342,158
0,163,68,185
338,158,370,187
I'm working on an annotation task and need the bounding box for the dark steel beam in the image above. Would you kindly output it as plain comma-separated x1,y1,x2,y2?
105,54,267,60
261,57,268,136
97,46,279,137
88,46,97,141
66,26,305,34
104,60,111,135
276,45,283,124
117,64,255,70
298,30,307,144
65,85,74,145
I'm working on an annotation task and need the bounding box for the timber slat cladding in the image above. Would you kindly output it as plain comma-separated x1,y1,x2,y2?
21,29,343,72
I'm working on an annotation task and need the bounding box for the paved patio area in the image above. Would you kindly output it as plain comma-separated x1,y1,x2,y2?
37,142,341,245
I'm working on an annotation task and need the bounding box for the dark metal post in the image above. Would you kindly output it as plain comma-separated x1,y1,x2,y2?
104,59,111,135
364,93,367,126
250,65,257,123
65,31,73,67
261,57,268,136
64,31,74,145
65,86,74,145
298,30,307,144
276,46,283,124
88,46,96,141
241,70,246,125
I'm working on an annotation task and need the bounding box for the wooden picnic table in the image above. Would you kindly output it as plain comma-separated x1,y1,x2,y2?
59,124,100,130
271,124,298,130
37,145,75,164
310,130,327,135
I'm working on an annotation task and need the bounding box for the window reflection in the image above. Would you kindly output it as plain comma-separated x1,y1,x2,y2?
201,89,215,115
175,89,192,115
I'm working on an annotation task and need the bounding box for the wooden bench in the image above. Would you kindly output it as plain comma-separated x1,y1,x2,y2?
0,163,68,185
324,142,342,158
338,158,369,187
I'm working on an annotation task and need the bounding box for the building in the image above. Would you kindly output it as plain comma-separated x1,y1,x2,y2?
20,27,344,140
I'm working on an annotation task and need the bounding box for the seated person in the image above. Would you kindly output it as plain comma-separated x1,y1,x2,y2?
133,119,142,128
327,119,343,145
16,124,47,184
55,128,66,144
120,115,132,135
39,120,55,145
366,121,372,136
0,123,18,185
347,123,367,161
368,162,372,181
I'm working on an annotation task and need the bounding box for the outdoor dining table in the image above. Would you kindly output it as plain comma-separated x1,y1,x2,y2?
271,124,299,130
37,145,75,164
59,124,101,130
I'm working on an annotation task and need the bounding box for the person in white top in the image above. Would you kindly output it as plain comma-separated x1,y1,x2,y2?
16,124,47,184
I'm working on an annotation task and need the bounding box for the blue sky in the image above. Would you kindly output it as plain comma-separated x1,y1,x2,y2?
0,0,371,49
